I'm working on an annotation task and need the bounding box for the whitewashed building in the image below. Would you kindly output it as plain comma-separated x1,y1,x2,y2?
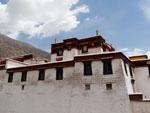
0,35,150,113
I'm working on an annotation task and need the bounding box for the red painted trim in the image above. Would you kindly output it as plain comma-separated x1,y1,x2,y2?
132,59,150,67
129,94,143,101
7,52,133,72
7,60,74,72
51,35,115,54
0,54,33,65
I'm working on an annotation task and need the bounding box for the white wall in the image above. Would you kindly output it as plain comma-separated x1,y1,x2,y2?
6,59,27,69
134,67,150,99
121,61,134,94
63,48,78,61
131,101,150,113
0,59,133,113
51,47,103,62
78,47,103,55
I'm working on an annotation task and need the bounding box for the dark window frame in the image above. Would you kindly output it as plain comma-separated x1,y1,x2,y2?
124,62,128,75
38,69,45,81
85,84,90,90
129,66,133,78
21,71,27,82
103,47,106,52
57,49,63,56
8,72,13,83
106,83,112,90
56,68,63,80
67,45,72,51
148,65,150,76
103,59,113,75
83,61,92,76
81,45,88,53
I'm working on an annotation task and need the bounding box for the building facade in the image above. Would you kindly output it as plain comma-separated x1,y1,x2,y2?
0,35,150,113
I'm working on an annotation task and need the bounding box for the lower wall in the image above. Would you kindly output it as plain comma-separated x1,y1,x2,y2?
131,101,150,113
0,81,132,113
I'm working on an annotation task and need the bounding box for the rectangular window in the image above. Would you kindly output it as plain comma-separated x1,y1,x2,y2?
38,69,45,80
8,72,13,83
103,60,113,75
129,66,133,78
56,68,63,80
57,49,63,56
103,47,106,52
85,84,90,90
21,85,25,90
124,62,128,75
84,61,92,76
106,83,112,90
81,45,88,53
148,65,150,76
21,71,27,82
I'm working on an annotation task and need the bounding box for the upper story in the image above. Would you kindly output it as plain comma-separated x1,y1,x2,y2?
51,35,115,62
0,35,134,94
3,52,133,92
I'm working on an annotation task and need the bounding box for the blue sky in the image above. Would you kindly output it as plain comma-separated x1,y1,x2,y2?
0,0,150,56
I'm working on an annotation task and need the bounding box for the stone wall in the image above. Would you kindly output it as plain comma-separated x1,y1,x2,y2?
131,101,150,113
0,59,133,113
134,67,150,99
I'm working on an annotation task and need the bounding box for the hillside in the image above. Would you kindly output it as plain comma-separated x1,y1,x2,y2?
0,34,50,59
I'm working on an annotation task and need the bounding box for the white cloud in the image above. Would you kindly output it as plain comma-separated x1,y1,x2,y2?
119,48,146,56
0,0,89,39
139,0,150,22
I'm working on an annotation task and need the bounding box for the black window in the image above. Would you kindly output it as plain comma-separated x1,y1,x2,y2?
103,47,106,52
57,49,63,56
84,61,92,76
129,66,133,78
21,71,27,82
103,60,113,75
38,69,45,80
21,85,25,90
67,45,71,51
106,83,112,90
85,84,90,90
82,45,88,53
148,65,150,76
124,62,128,75
56,68,63,80
8,72,13,83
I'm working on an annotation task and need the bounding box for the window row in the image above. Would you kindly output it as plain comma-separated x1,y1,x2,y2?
8,68,63,83
85,83,112,90
8,60,113,83
84,59,113,76
56,44,105,56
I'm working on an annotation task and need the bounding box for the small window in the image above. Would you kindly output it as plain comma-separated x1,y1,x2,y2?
57,49,63,56
38,69,45,80
67,45,71,51
103,60,113,75
106,83,112,90
21,85,25,90
84,61,92,76
85,84,90,90
8,72,13,83
124,62,128,75
103,47,106,52
56,68,63,80
82,45,88,53
21,71,27,82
